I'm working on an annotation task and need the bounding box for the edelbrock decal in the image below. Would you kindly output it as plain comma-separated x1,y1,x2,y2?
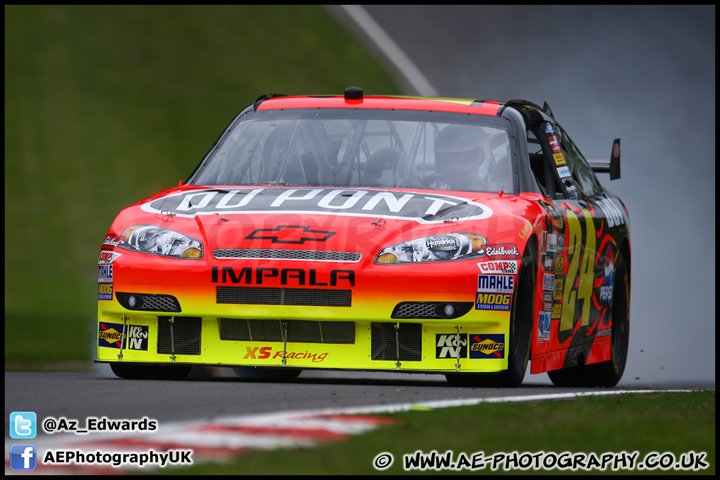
141,188,493,224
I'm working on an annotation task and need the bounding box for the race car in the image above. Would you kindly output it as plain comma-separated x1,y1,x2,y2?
96,87,630,387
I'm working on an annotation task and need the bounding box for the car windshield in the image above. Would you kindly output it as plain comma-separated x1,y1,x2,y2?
189,108,515,193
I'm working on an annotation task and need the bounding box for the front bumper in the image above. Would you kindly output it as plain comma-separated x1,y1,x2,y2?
96,255,514,374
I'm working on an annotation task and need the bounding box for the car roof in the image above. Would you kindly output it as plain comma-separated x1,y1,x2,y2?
254,93,502,116
252,92,554,126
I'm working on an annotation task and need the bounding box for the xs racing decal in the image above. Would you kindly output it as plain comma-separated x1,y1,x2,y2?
140,188,493,224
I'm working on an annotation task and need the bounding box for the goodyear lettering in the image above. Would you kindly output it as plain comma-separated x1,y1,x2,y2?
212,267,355,287
519,222,533,240
141,188,493,224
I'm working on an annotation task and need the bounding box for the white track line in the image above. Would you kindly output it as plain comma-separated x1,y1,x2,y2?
340,5,439,97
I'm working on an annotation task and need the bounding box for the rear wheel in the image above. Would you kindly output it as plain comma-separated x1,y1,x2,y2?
446,244,535,388
548,251,629,387
110,363,191,380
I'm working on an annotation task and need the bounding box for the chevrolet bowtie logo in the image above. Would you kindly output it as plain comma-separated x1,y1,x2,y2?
245,226,335,244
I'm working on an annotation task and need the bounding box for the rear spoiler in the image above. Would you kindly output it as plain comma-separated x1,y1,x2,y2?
587,138,621,180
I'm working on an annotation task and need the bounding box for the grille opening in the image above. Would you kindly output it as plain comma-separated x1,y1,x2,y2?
219,319,355,344
116,292,181,312
217,286,351,307
157,316,201,355
391,301,473,319
214,249,361,262
371,322,422,361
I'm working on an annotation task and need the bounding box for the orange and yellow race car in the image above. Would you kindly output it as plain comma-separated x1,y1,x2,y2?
97,88,630,387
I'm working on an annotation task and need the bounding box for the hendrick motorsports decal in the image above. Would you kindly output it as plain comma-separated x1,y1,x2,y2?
141,188,493,224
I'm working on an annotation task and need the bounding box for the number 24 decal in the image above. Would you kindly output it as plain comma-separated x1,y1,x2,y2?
559,208,596,343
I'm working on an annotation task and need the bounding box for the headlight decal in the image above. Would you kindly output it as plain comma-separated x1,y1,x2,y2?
375,233,487,264
119,225,203,259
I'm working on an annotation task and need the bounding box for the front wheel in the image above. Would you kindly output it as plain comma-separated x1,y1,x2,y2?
446,244,535,388
548,251,630,387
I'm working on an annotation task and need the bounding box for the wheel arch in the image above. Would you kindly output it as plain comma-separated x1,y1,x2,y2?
519,232,540,358
619,236,631,296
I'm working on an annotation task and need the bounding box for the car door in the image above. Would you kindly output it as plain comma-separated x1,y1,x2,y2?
533,120,621,368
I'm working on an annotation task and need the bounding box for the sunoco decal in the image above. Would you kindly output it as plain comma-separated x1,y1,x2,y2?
141,188,493,224
469,334,505,359
98,322,125,349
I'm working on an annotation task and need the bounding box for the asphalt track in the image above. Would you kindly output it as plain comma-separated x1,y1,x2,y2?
5,5,714,472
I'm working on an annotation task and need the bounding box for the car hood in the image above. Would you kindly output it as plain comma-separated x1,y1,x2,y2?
114,186,538,262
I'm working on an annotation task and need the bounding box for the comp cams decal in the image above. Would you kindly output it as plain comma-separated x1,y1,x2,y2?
140,188,493,224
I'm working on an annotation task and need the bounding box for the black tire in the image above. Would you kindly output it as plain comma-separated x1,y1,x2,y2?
548,251,630,387
110,363,191,380
233,367,302,380
446,244,536,388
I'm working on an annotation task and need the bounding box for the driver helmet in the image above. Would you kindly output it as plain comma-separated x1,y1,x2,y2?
434,124,486,172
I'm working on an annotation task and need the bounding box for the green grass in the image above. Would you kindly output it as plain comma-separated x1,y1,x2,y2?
150,391,714,475
5,5,401,364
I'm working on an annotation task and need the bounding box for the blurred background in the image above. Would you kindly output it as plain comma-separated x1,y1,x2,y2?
5,5,715,388
4,5,402,367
